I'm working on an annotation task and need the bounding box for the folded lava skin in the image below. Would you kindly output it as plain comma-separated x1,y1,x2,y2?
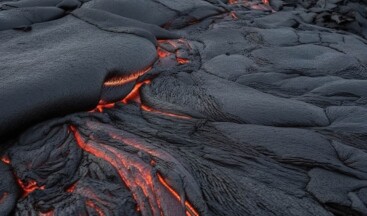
1,0,367,215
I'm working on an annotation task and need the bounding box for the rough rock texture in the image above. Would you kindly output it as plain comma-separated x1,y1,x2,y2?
0,0,367,215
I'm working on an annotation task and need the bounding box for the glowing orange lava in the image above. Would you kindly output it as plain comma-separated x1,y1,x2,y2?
141,105,191,120
92,100,115,113
157,173,199,216
86,200,105,216
16,178,45,198
91,39,192,119
39,210,54,216
70,126,200,216
158,39,191,65
70,126,161,216
66,182,77,193
121,80,151,104
230,11,238,20
1,155,10,164
177,58,190,65
103,66,152,87
158,47,170,58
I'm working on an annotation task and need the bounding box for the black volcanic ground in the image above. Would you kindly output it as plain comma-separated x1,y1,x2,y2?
1,0,367,215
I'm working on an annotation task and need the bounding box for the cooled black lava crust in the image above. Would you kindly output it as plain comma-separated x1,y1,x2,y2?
1,0,367,215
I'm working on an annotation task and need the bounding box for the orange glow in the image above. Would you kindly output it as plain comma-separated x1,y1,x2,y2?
70,126,200,216
39,210,54,216
230,11,238,20
70,126,161,216
1,155,10,164
66,182,77,193
262,0,269,4
158,47,171,58
90,39,194,118
92,100,115,113
16,178,45,198
0,192,8,204
90,79,192,120
141,105,191,119
228,0,238,4
157,173,199,216
177,58,189,65
86,200,105,216
103,66,152,87
121,80,151,104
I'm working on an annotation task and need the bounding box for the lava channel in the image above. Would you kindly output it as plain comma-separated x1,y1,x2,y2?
69,126,200,216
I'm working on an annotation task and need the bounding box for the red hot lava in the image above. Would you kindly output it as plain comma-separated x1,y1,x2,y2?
103,66,152,87
69,126,200,216
92,39,192,119
16,178,45,198
1,155,10,164
1,155,45,198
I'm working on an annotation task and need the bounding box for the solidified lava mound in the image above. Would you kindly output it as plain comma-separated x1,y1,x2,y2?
1,0,367,215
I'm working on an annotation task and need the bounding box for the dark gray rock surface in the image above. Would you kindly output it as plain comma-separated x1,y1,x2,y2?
0,0,366,215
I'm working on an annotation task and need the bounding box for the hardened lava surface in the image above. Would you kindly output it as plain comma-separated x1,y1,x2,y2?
1,0,367,215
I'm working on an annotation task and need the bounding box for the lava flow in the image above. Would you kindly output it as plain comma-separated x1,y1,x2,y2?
1,155,44,198
157,173,199,216
92,40,192,119
86,200,104,216
16,178,45,198
157,39,191,65
39,210,54,216
69,126,200,216
1,155,10,164
103,66,152,87
122,80,191,119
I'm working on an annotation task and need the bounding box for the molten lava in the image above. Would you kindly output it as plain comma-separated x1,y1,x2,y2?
16,178,45,198
141,105,191,119
121,80,151,104
157,47,170,58
39,210,54,216
1,155,10,164
69,126,200,216
103,66,152,87
86,200,104,216
157,173,199,216
66,182,77,193
92,39,192,118
230,11,238,20
177,58,190,65
92,100,115,113
157,39,191,65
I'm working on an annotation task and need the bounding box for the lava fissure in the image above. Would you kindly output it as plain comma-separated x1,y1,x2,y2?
103,66,153,87
69,125,200,216
16,178,45,198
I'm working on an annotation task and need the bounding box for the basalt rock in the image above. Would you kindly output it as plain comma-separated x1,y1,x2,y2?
0,0,367,215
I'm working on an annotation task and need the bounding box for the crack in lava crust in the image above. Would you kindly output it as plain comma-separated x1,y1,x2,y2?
69,126,200,216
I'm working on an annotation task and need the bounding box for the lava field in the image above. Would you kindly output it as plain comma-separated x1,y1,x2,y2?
1,0,367,215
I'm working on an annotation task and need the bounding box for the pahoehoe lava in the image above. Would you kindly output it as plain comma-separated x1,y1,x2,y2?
1,0,367,215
